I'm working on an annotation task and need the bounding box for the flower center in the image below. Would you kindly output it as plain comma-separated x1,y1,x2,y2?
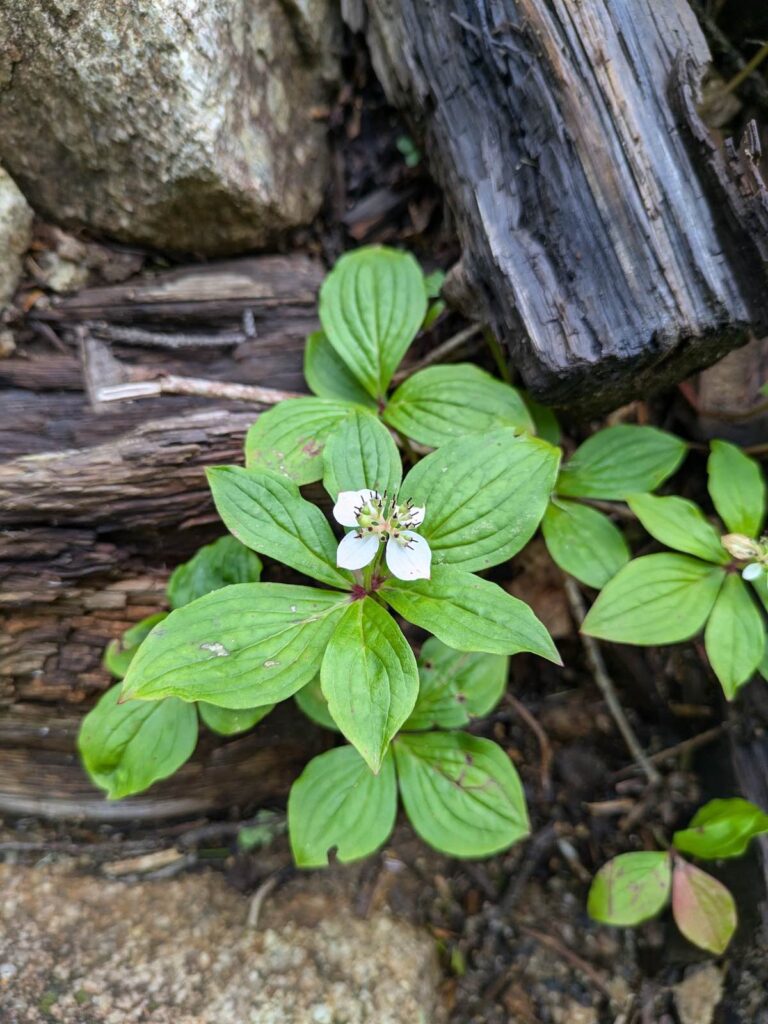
354,492,420,543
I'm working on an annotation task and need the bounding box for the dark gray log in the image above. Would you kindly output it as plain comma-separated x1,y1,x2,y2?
354,0,768,412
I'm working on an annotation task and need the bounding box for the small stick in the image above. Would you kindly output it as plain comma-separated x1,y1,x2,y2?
505,693,553,799
580,498,637,522
611,724,725,780
87,321,248,349
518,925,616,1003
563,575,661,785
391,322,483,383
246,873,281,929
97,375,303,405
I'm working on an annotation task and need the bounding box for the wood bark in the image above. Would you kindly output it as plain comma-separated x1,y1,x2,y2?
352,0,768,413
0,255,326,820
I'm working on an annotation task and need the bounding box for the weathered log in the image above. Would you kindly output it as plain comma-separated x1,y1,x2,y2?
351,0,768,413
0,255,330,820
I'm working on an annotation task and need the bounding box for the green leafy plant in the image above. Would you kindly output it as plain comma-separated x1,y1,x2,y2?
583,440,767,698
78,245,560,865
76,242,768,886
588,797,768,954
542,425,687,588
288,639,521,864
246,247,534,484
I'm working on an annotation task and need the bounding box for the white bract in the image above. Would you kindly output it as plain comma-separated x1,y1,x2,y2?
333,488,431,581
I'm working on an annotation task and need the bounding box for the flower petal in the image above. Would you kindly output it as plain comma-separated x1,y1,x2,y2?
742,562,764,581
333,489,379,527
336,531,379,570
406,505,426,526
386,531,431,581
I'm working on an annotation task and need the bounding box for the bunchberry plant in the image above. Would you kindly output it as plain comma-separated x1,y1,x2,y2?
588,797,768,954
582,440,768,698
78,245,561,864
77,243,768,881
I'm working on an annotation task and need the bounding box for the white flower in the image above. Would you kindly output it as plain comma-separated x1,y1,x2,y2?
333,488,431,581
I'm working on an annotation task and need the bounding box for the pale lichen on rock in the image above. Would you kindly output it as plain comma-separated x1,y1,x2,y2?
0,1,341,254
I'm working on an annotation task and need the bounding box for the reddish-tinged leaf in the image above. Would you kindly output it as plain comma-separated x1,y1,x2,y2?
671,859,737,955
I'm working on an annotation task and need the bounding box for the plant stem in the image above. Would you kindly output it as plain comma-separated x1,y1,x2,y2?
722,40,768,96
563,575,661,785
483,326,512,384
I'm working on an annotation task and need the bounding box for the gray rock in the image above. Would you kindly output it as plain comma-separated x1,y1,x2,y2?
0,1,340,255
0,166,33,305
0,864,443,1023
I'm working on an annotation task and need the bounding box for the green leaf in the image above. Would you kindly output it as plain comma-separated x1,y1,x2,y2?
244,397,358,485
671,858,737,955
405,638,508,730
673,798,768,860
78,685,198,799
198,702,274,736
402,429,561,572
288,745,397,867
121,583,348,709
321,598,418,772
522,393,561,445
541,498,630,588
383,365,534,448
708,440,765,537
103,613,169,679
557,425,687,500
582,554,726,646
207,466,351,589
394,731,529,857
587,851,672,926
423,269,445,299
704,573,765,699
167,535,262,609
294,677,339,732
752,571,768,616
382,564,560,662
319,246,427,399
422,300,445,331
322,408,402,501
303,330,377,407
627,493,728,565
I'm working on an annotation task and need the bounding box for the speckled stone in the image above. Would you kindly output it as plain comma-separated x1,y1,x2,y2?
0,864,442,1023
0,166,32,305
0,1,340,254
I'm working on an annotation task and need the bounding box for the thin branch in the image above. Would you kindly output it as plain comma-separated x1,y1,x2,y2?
563,575,660,785
87,321,248,349
96,375,303,405
505,693,553,799
391,322,483,383
246,872,282,929
517,925,616,1003
611,724,725,780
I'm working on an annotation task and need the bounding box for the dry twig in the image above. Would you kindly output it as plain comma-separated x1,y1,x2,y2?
563,576,660,785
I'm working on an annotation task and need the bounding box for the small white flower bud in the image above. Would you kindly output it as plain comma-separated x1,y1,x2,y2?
721,534,763,561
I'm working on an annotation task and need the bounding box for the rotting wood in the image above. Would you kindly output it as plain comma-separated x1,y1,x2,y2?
354,0,768,413
0,255,334,821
